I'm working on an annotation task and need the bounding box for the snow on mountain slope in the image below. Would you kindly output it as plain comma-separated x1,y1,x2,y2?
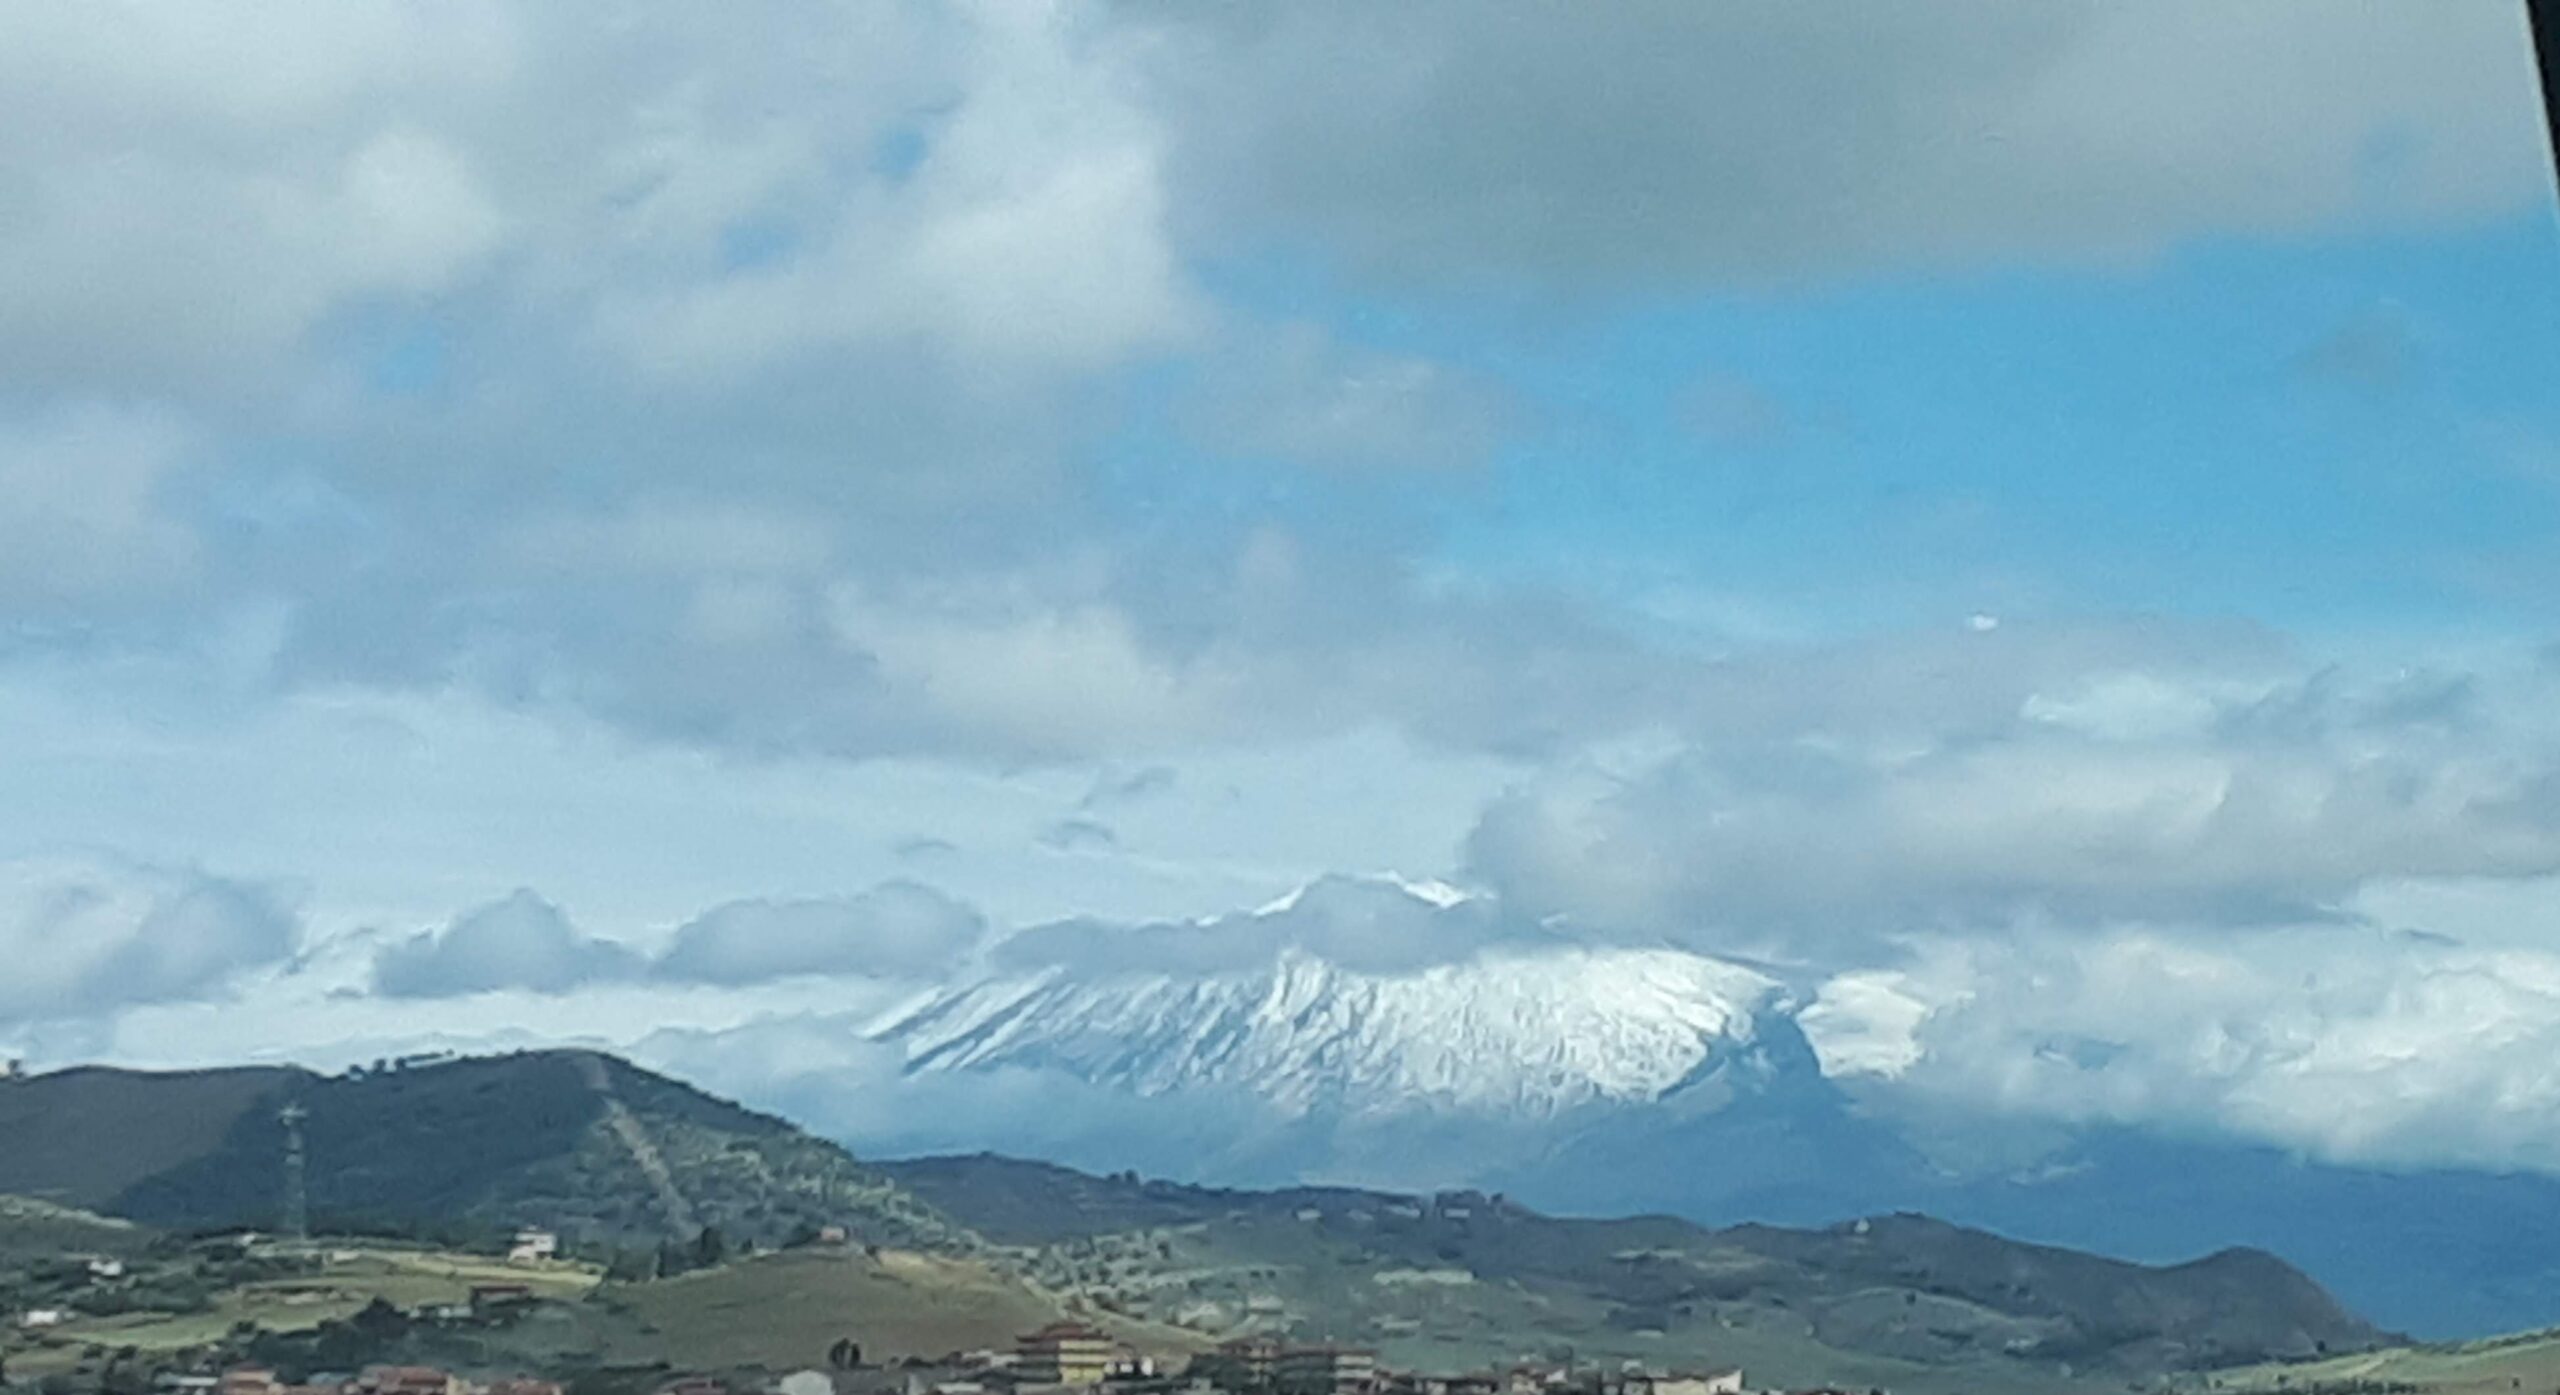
870,878,1784,1120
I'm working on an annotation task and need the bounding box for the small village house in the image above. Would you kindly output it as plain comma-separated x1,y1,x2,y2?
469,1282,537,1316
1273,1347,1376,1395
219,1366,280,1395
1013,1322,1117,1387
356,1365,465,1395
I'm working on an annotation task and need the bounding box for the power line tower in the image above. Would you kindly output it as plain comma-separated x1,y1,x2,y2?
278,1101,310,1248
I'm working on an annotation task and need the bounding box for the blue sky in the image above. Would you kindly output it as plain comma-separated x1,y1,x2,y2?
1167,216,2560,640
5,0,2560,1190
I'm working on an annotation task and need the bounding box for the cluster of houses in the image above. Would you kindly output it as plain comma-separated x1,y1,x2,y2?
853,1327,1746,1395
514,1326,1757,1395
156,1366,562,1395
136,1345,1749,1395
79,1322,1761,1395
14,1260,135,1329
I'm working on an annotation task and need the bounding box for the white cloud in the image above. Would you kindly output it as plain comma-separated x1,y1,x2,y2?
0,2,1188,402
1133,1,2548,288
372,888,642,997
0,0,2532,779
1468,662,2560,957
655,883,988,985
0,406,199,607
0,855,297,1023
371,880,988,997
825,583,1237,758
1806,924,2560,1176
557,3,1199,389
994,873,1531,977
0,3,510,390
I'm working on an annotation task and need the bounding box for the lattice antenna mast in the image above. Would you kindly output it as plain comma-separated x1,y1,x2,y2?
278,1101,310,1247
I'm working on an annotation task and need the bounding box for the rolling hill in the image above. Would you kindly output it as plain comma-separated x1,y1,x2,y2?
0,1064,298,1212
0,1050,2389,1393
0,1051,968,1253
880,1153,2388,1384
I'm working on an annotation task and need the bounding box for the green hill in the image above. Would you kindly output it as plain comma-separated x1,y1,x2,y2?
1,1056,2391,1395
0,1052,968,1253
881,1154,2387,1388
0,1065,297,1211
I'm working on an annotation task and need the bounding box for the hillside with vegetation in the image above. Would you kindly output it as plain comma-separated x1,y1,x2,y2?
0,1054,2397,1395
0,1053,968,1255
0,1198,148,1261
881,1154,2388,1385
2209,1326,2560,1395
0,1067,299,1213
0,1232,1183,1388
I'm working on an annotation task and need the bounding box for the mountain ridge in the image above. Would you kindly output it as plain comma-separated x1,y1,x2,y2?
0,1047,2386,1384
0,1048,971,1254
849,876,2560,1338
878,938,1785,1119
877,1151,2390,1376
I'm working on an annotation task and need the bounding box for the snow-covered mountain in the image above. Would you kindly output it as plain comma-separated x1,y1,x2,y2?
879,943,1782,1119
870,875,1789,1122
852,875,2560,1341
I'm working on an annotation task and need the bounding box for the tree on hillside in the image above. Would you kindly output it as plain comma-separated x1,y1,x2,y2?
350,1296,409,1340
691,1225,727,1269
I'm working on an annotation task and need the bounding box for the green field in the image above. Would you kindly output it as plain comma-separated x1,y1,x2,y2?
2211,1328,2560,1395
993,1209,2118,1395
2,1241,1204,1383
593,1246,1206,1368
0,1196,149,1259
0,1228,2430,1395
3,1246,599,1374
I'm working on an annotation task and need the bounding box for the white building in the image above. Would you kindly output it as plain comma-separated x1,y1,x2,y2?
1647,1374,1742,1395
507,1228,560,1263
776,1371,834,1395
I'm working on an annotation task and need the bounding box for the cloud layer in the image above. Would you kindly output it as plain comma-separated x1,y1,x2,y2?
0,2,2547,768
1135,1,2547,287
3,0,2559,1232
373,889,643,998
656,884,987,985
0,856,298,1021
1806,920,2560,1176
372,881,988,997
1468,660,2560,958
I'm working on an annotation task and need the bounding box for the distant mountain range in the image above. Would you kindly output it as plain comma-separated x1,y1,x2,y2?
860,877,2560,1339
0,1048,2383,1390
